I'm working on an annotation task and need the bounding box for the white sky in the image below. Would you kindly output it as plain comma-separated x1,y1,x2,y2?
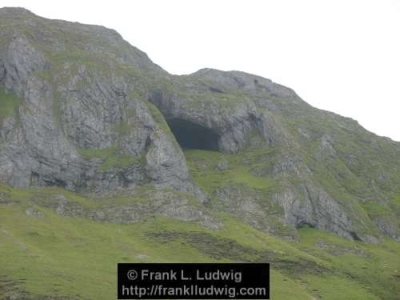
2,0,400,141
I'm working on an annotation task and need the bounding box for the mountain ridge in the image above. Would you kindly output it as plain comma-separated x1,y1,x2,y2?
1,6,400,242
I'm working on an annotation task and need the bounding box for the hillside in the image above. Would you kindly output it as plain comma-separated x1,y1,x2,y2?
0,7,400,299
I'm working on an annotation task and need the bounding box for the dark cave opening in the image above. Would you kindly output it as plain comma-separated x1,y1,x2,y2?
167,118,220,151
296,221,316,229
350,231,362,241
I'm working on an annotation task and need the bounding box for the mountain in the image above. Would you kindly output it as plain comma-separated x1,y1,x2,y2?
1,7,400,300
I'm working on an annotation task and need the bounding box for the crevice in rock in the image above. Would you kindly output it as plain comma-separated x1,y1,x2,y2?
144,136,152,151
30,171,67,189
0,62,5,84
349,231,362,241
296,221,315,229
30,171,40,186
208,86,224,93
166,118,220,151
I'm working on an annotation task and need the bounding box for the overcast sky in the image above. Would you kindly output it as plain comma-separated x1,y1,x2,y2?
2,0,400,141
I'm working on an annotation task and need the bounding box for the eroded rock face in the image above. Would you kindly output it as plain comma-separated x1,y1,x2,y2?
272,184,355,239
148,90,257,153
1,8,400,242
28,192,220,229
4,35,48,93
148,69,289,154
0,8,206,202
192,68,297,98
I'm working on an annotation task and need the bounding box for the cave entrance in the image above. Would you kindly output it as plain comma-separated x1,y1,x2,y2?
167,118,220,151
296,221,315,229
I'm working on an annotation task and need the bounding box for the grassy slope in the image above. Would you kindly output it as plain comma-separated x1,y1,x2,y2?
185,149,400,299
1,183,400,300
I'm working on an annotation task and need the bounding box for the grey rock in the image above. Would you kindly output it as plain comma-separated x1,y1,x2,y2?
3,35,48,94
149,89,260,153
31,192,220,229
216,160,230,171
0,9,206,202
214,184,297,239
25,207,45,218
192,68,297,98
272,184,356,240
373,216,399,240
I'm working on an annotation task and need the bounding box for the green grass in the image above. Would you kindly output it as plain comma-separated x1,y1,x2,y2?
2,184,400,299
144,100,173,134
114,121,131,135
184,149,275,194
77,146,145,171
183,148,290,235
0,87,20,124
98,153,145,171
0,209,304,299
0,194,311,299
77,146,117,161
297,227,400,299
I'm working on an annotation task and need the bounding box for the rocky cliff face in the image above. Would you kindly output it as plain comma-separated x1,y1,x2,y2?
1,7,400,242
0,7,206,203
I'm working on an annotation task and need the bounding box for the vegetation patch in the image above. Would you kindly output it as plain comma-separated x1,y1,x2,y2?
184,149,275,195
149,231,263,262
144,100,171,133
77,146,145,171
0,87,20,124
